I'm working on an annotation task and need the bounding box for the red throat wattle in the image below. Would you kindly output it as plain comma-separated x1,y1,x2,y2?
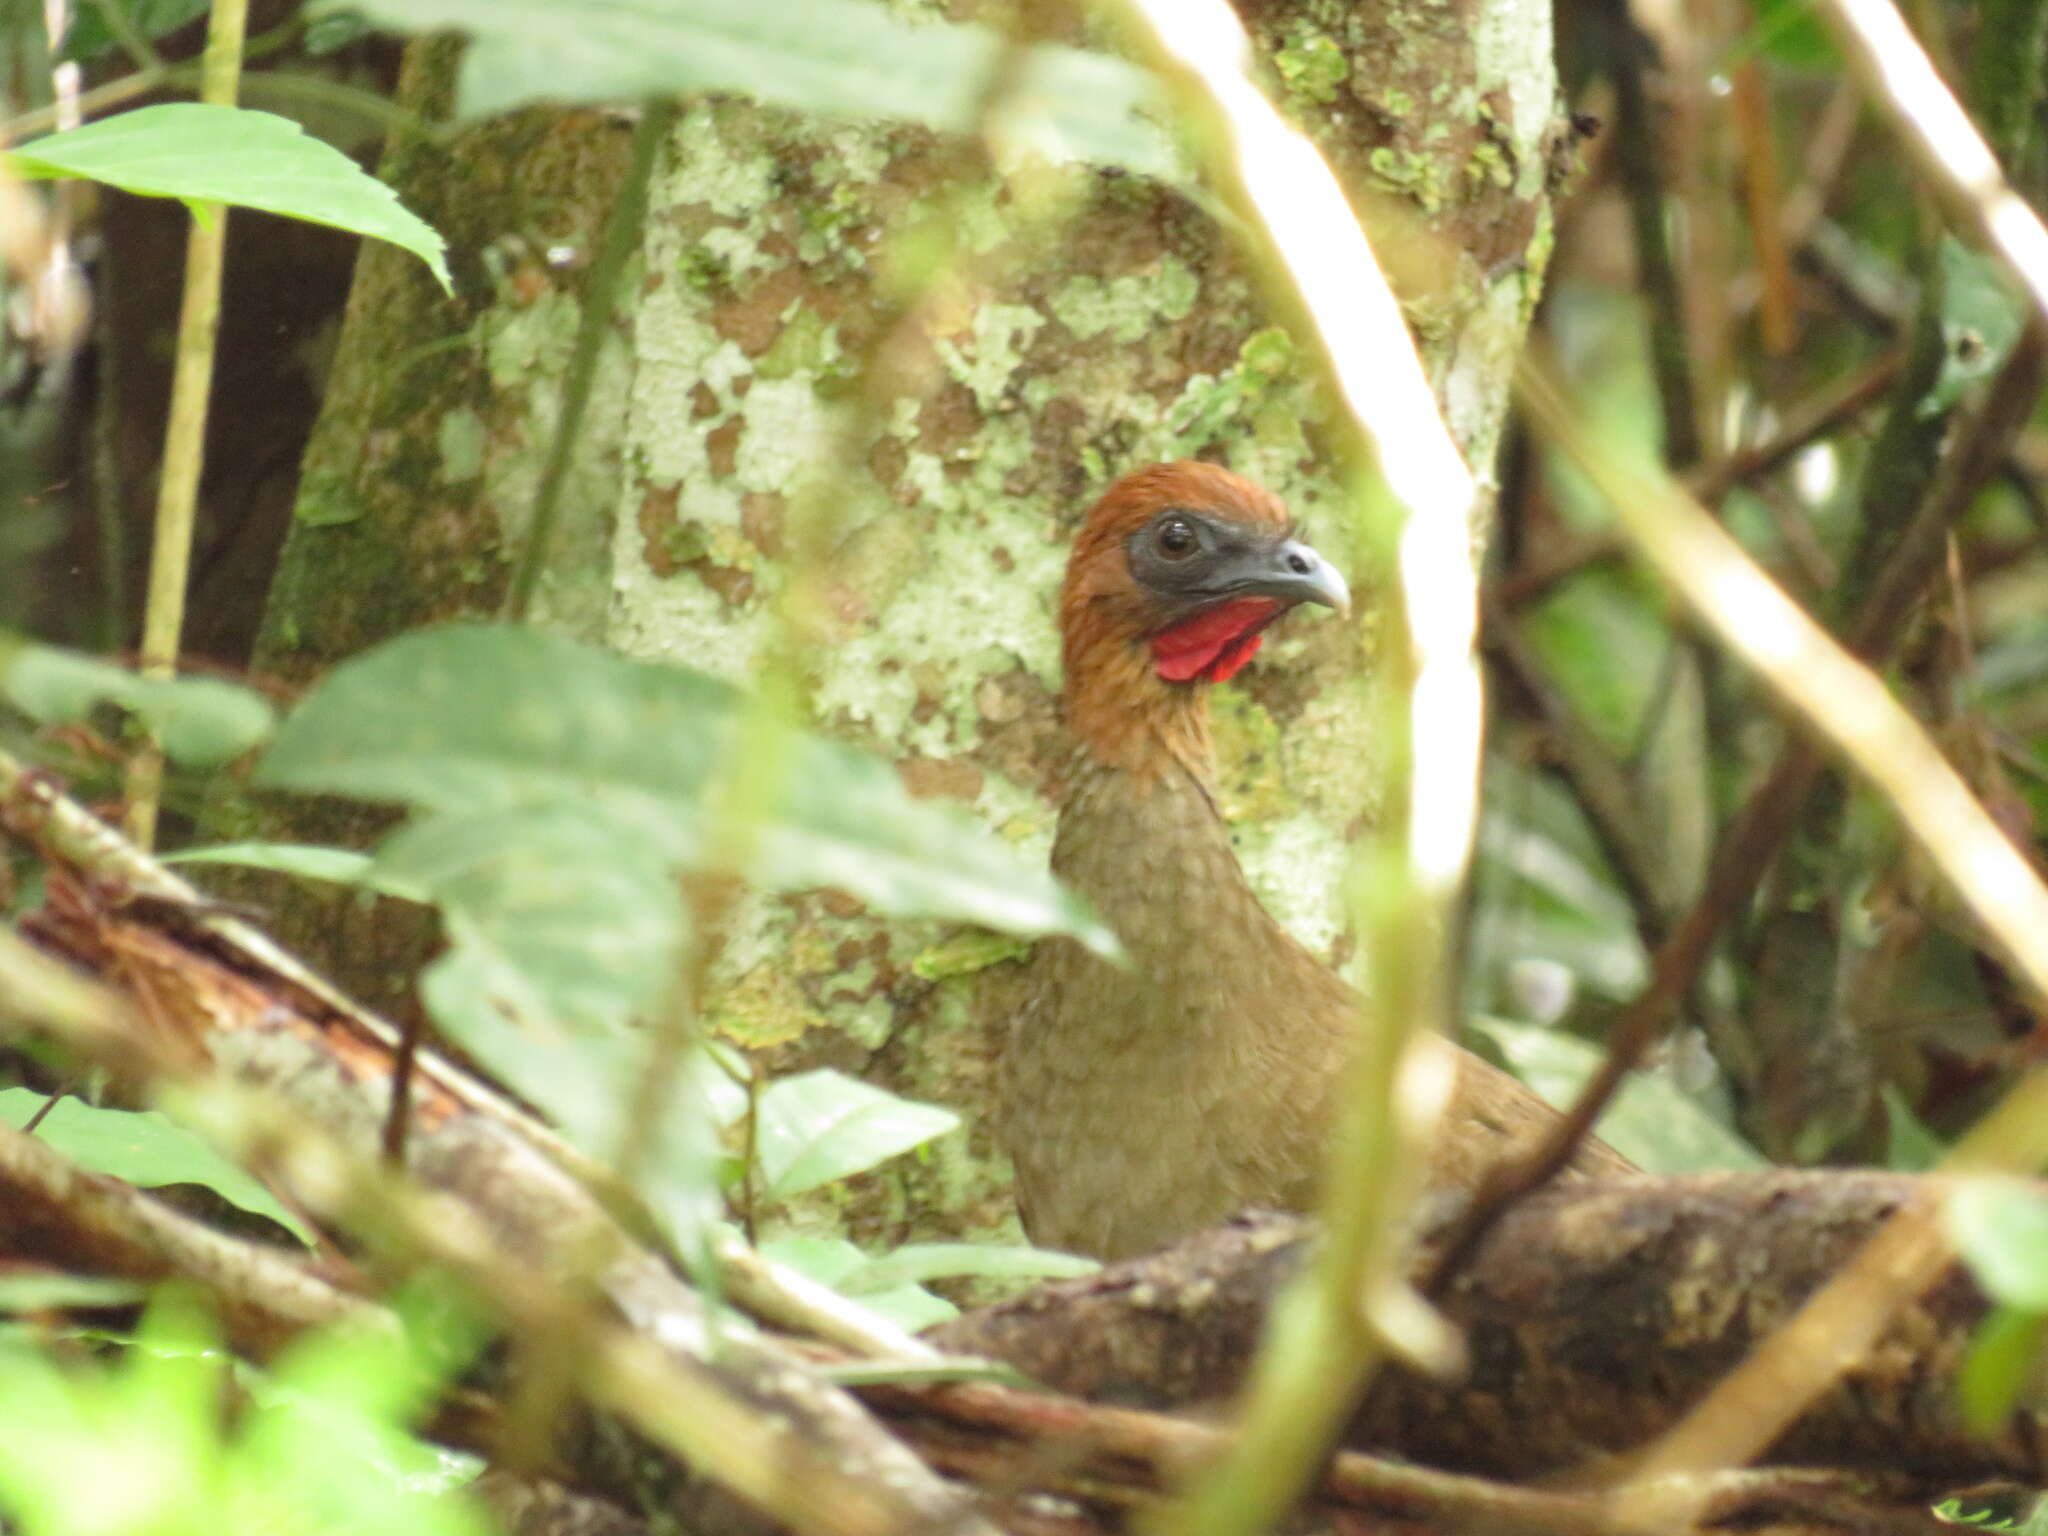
1150,597,1283,683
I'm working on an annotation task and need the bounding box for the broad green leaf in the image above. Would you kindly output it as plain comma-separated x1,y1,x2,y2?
0,1090,311,1243
2,640,273,766
753,1068,958,1201
840,1241,1096,1293
757,1234,960,1331
326,0,1178,181
1949,1178,2048,1310
849,1283,960,1332
1468,1018,1766,1173
254,624,1118,957
378,803,688,1038
386,803,726,1255
756,1233,867,1287
8,105,450,292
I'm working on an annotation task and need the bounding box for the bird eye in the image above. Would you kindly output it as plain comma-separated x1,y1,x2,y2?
1154,517,1198,560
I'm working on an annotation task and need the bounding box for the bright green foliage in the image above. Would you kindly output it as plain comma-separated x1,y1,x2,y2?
6,106,450,292
0,1289,491,1536
753,1067,960,1202
1949,1179,2048,1311
2,639,273,767
1946,1179,2048,1430
325,0,1178,180
759,1232,1093,1331
253,624,1116,955
0,1090,311,1242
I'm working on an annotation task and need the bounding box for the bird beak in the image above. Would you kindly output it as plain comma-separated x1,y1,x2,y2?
1224,537,1351,617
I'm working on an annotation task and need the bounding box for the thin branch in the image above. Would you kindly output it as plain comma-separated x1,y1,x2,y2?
1494,349,1906,610
503,99,678,622
124,0,248,847
1814,0,2048,329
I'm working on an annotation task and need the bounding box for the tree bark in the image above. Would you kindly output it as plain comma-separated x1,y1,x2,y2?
935,1175,2041,1492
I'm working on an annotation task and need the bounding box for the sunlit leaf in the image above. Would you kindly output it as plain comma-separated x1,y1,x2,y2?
757,1234,961,1331
7,105,450,291
326,0,1178,180
380,803,688,1037
255,624,1118,956
0,1288,491,1536
1468,1018,1766,1173
753,1068,958,1201
2,640,273,766
1949,1178,2048,1311
0,1090,311,1243
840,1241,1095,1292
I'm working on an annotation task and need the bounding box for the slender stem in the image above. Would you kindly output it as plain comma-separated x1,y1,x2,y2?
123,0,248,847
504,99,676,622
1,65,165,142
89,0,166,73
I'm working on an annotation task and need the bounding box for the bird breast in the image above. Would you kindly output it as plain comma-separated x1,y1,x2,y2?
998,756,1353,1260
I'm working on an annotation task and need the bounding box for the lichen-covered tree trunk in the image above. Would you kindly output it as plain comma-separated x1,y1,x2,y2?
245,0,1563,1245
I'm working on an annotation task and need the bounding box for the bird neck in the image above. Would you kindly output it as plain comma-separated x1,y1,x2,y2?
1061,627,1215,785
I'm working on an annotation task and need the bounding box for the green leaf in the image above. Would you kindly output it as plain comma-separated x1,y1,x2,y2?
839,1241,1096,1293
1949,1178,2048,1310
380,803,688,1038
753,1068,959,1201
1959,1304,2048,1433
847,1284,960,1332
1882,1085,1945,1172
7,105,450,292
164,842,385,888
254,623,1118,957
0,1091,311,1243
1930,238,2025,416
757,1234,960,1331
58,0,209,63
0,1289,491,1536
325,0,1178,181
384,803,727,1257
910,931,1034,981
1743,0,1838,67
1467,1018,1766,1173
2,640,274,766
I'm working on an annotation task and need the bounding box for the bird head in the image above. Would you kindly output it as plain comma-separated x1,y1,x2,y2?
1059,461,1349,775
